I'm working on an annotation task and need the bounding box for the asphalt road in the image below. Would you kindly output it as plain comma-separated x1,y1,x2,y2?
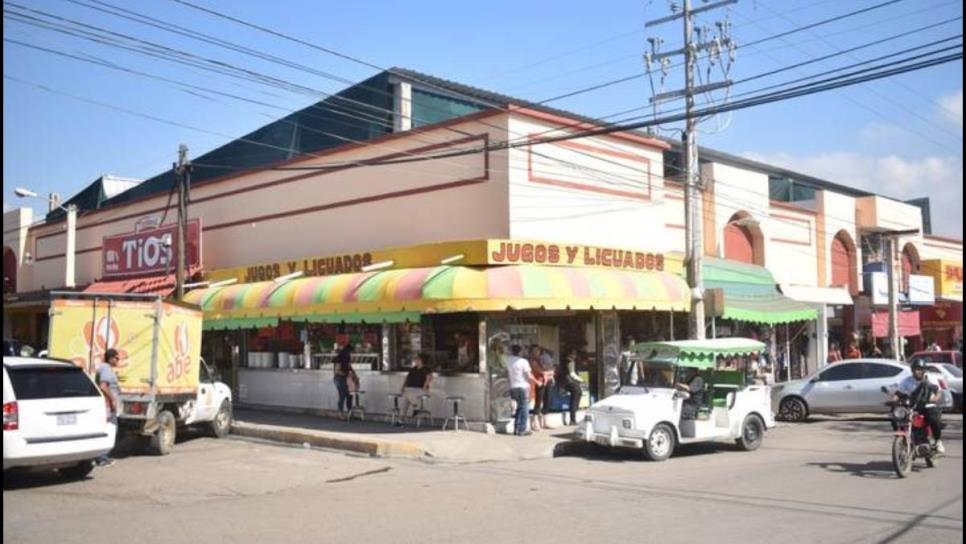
4,415,962,544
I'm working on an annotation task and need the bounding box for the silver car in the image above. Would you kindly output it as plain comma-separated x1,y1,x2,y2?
773,360,912,421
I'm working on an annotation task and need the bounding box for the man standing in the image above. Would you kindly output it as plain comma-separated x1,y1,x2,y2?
398,353,433,426
95,348,122,467
507,345,537,436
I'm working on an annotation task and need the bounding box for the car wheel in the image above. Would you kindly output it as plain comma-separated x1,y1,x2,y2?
645,424,676,462
59,460,95,480
209,400,232,438
779,397,808,422
149,410,176,456
736,414,765,451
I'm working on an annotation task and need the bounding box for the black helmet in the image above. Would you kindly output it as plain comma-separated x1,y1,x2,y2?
910,359,926,372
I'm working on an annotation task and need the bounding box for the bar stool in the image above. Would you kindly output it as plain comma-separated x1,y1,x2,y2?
387,393,403,426
442,396,468,432
347,390,365,422
412,394,432,429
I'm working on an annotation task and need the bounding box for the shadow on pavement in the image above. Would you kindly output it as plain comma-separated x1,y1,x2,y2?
806,459,906,479
554,441,729,463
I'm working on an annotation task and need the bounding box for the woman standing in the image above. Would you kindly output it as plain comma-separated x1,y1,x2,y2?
556,349,584,426
333,344,354,418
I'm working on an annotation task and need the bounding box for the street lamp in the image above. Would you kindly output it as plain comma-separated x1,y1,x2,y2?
15,187,78,288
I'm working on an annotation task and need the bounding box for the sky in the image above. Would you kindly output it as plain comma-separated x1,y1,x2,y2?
3,0,963,236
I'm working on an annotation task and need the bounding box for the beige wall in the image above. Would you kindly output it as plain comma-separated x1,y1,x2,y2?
3,207,34,292
20,115,511,290
819,190,861,288
856,196,924,233
506,114,669,250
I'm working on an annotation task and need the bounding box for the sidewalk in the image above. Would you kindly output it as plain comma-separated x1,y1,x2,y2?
230,406,579,463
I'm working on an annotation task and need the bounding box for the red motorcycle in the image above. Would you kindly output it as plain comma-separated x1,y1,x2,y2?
885,387,939,478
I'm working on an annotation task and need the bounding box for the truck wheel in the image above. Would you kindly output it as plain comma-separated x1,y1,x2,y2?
209,400,232,438
59,460,95,480
736,414,765,451
149,410,176,456
645,424,676,462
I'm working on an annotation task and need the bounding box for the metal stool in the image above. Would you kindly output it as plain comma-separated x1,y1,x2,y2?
412,394,432,429
347,391,365,422
387,393,402,426
442,396,468,431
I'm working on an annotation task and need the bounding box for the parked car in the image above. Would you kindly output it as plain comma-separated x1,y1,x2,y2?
3,339,36,357
924,363,963,412
909,350,963,369
773,359,952,421
3,356,116,478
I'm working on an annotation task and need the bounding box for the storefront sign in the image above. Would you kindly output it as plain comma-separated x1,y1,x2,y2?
488,241,665,271
907,274,935,305
921,259,963,300
208,239,681,283
920,301,963,328
102,219,201,279
871,310,920,338
868,271,889,306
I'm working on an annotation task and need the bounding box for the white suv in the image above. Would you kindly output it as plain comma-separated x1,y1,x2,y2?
3,357,116,478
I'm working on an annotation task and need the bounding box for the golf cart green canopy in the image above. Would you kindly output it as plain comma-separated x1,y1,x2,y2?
631,338,767,370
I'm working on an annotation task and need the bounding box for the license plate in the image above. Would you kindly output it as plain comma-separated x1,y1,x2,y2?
595,436,610,446
56,414,77,426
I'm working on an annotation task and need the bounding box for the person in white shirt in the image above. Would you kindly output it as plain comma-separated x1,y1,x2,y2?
506,345,538,436
894,359,945,454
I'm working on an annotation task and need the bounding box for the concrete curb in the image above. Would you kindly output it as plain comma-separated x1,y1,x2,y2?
231,422,430,459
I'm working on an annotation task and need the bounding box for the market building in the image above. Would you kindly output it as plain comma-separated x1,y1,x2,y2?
4,68,961,427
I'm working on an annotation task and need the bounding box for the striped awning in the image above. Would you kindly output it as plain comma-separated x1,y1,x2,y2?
184,264,690,323
704,258,817,325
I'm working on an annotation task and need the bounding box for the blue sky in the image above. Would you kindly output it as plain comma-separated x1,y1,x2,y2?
3,0,963,235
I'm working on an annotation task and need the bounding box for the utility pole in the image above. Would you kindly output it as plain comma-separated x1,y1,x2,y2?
646,0,736,340
882,228,919,361
174,144,191,300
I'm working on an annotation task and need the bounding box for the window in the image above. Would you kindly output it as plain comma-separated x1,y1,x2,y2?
942,364,962,378
862,363,903,379
769,175,817,205
411,90,485,128
7,366,100,399
819,363,862,381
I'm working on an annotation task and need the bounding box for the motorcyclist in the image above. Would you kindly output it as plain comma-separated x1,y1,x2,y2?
894,359,945,454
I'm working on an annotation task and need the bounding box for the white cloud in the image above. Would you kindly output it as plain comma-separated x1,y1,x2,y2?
742,151,964,237
858,122,906,146
938,89,963,127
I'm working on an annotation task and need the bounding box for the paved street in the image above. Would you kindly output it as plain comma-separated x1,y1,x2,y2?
3,414,962,544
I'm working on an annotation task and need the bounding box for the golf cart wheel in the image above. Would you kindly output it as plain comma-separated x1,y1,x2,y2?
736,414,765,451
779,397,808,422
645,423,676,462
149,410,176,456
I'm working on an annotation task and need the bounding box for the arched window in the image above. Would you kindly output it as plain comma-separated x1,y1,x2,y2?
900,243,919,293
3,246,16,294
830,231,857,294
723,212,763,265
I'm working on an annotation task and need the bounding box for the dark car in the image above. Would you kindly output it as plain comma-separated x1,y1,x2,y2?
2,339,36,357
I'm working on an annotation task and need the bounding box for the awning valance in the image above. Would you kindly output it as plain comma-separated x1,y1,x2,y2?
704,258,817,325
779,284,854,306
184,264,690,322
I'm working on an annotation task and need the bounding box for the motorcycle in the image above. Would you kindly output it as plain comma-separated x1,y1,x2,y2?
883,386,939,478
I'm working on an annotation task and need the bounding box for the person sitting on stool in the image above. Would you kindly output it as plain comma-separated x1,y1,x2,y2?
397,353,433,426
675,367,705,420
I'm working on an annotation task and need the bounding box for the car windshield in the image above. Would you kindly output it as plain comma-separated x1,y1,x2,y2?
621,358,675,392
942,364,963,378
7,365,100,399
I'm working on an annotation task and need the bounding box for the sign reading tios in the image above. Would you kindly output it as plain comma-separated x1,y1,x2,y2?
207,239,681,283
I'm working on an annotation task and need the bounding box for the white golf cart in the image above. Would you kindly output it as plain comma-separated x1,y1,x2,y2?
575,338,775,461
